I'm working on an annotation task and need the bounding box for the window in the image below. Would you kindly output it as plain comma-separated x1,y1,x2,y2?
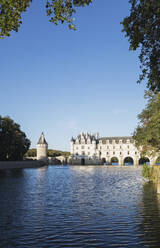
127,145,129,149
107,152,109,155
81,146,84,149
135,151,137,155
120,152,122,155
88,147,90,150
120,146,122,149
88,152,90,155
113,152,115,155
82,152,85,155
128,151,130,155
76,147,78,150
113,146,115,149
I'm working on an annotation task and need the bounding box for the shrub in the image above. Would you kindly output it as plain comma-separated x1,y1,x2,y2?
142,164,153,180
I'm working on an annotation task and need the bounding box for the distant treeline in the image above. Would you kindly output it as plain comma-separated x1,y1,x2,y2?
25,149,70,157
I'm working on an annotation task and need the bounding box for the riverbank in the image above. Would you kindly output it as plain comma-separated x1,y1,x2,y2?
152,166,160,182
0,161,45,170
142,165,160,182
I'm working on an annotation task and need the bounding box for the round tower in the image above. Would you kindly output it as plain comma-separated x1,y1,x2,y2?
37,132,48,163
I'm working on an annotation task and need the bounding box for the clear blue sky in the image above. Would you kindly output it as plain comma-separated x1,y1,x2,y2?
0,0,147,151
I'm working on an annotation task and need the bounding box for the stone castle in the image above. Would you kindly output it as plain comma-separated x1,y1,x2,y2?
36,132,67,164
70,132,155,166
36,132,158,166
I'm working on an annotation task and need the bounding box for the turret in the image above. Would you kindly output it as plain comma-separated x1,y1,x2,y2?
95,133,99,139
70,137,75,154
71,137,75,143
37,132,48,163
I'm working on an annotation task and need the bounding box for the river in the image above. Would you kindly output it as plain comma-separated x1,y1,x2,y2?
0,166,160,248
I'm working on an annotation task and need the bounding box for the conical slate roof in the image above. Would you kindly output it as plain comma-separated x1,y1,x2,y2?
37,132,48,145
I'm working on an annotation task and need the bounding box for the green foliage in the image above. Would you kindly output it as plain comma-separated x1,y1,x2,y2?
111,157,118,162
142,164,153,180
25,148,70,157
0,115,31,161
0,0,92,38
133,91,160,157
25,148,36,157
122,0,160,92
0,0,32,38
155,157,160,164
48,149,70,157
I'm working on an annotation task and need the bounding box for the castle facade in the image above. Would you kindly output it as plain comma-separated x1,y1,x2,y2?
70,133,154,166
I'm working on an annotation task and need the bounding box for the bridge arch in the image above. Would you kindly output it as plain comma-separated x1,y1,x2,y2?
139,157,150,165
101,158,106,164
111,157,119,165
81,158,85,165
124,156,134,166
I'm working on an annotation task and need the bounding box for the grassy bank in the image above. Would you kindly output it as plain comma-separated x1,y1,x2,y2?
142,165,160,182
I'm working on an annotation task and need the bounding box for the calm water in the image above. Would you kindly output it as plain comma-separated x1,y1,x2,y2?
0,166,160,248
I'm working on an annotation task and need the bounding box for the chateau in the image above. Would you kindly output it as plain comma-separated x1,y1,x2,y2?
36,132,158,166
70,133,154,166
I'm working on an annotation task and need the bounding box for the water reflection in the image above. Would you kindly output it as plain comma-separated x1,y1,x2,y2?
0,166,160,247
138,182,160,247
0,168,24,178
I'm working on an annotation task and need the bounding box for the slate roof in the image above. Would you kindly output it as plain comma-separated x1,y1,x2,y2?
99,136,134,144
37,132,48,145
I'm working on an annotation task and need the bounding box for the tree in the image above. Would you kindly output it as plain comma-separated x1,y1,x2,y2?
47,149,70,157
133,91,160,157
25,148,36,157
25,148,70,157
122,0,160,92
0,0,92,38
0,116,31,161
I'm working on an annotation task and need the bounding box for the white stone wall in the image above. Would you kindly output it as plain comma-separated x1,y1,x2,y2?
98,139,140,165
70,133,154,166
71,142,97,157
37,144,48,162
69,155,101,165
